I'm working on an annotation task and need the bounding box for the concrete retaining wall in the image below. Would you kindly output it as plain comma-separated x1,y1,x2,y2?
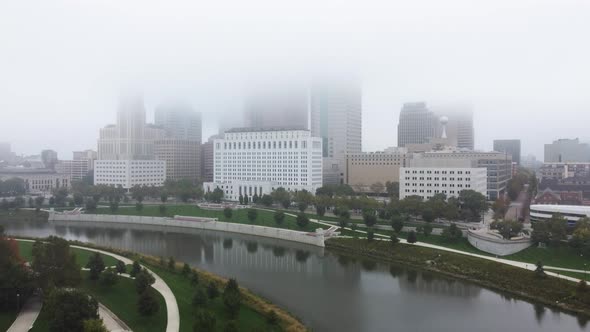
48,213,325,247
467,230,532,256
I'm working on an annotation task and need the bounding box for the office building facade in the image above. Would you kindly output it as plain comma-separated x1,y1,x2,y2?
494,139,521,165
345,150,408,193
154,139,200,181
55,159,91,181
400,167,487,200
544,138,590,163
397,102,437,148
94,160,166,189
203,128,323,201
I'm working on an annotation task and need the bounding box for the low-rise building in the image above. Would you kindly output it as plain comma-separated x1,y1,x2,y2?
55,159,91,181
539,162,590,181
94,160,166,189
203,127,323,201
399,166,487,200
534,188,584,206
345,150,408,193
0,167,70,193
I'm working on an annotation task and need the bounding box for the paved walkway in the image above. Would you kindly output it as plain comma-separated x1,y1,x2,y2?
16,239,180,332
6,295,42,332
99,303,131,332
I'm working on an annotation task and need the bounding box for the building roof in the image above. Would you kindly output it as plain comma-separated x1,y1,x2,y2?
225,126,308,133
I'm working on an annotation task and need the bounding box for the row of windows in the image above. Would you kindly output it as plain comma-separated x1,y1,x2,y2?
218,140,309,150
405,183,472,188
404,177,472,181
405,170,472,175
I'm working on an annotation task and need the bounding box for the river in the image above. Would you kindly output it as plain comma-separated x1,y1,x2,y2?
1,218,587,331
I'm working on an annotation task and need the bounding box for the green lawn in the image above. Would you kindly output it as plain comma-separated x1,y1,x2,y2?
506,245,590,271
0,310,17,332
95,205,328,232
145,263,277,332
546,269,590,282
18,241,119,267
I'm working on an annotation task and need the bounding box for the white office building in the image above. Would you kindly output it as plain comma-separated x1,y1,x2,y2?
400,167,487,200
203,128,323,201
55,159,91,181
94,160,166,189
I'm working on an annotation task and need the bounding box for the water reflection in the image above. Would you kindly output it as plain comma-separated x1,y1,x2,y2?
0,218,587,332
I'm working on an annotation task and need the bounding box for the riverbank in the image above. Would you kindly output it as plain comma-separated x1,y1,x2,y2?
326,238,590,318
47,238,307,332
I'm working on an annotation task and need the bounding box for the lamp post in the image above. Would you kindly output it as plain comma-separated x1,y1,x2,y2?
16,293,20,312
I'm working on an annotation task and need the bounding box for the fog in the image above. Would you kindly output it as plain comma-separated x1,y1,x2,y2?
1,0,589,159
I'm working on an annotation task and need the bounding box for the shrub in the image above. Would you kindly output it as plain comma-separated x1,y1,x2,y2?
367,229,375,242
222,278,241,318
116,260,126,274
135,269,155,294
274,211,285,225
159,204,167,215
407,230,417,244
100,269,118,287
138,291,159,316
296,213,309,229
192,288,208,308
223,208,232,219
441,223,463,242
130,261,141,277
390,234,399,245
247,209,258,222
207,281,219,299
182,263,191,276
193,310,216,332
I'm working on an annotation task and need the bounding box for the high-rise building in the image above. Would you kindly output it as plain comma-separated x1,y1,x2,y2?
433,106,475,150
203,128,323,201
544,138,590,163
97,95,165,160
155,103,202,141
0,142,12,162
41,149,58,170
95,95,166,188
201,134,221,183
397,102,437,148
153,103,202,181
310,76,362,184
243,81,309,130
494,139,521,165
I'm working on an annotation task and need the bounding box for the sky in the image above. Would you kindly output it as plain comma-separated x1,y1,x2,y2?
1,0,589,160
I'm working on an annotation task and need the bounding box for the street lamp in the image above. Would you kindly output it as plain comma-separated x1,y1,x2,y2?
16,293,20,312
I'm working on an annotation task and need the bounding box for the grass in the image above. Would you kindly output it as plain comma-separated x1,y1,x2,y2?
142,261,280,332
546,270,590,282
0,310,17,332
327,238,590,317
95,205,328,232
0,209,48,222
505,245,590,271
17,240,119,267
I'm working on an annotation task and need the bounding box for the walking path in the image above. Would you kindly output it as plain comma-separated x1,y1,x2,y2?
6,295,42,332
99,303,131,332
15,239,180,332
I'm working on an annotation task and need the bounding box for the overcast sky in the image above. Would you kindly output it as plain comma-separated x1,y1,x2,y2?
1,0,589,160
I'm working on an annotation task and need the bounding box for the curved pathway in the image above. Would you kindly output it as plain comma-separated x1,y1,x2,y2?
16,239,180,332
6,295,42,332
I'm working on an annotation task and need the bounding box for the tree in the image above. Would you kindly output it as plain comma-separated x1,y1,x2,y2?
35,195,45,208
135,269,155,294
135,202,144,212
490,220,523,240
271,187,291,209
49,196,56,206
535,261,546,278
116,260,126,274
86,252,105,280
421,207,435,223
370,182,385,194
243,194,249,205
441,223,463,242
207,281,219,299
182,263,191,276
491,198,509,221
160,192,168,203
85,198,97,212
570,218,590,255
109,201,119,213
206,188,224,203
445,197,460,221
458,190,488,222
390,233,400,245
223,207,233,219
246,209,257,222
399,195,423,216
273,211,285,225
168,256,176,271
421,224,433,237
83,319,108,332
385,181,400,198
73,193,84,206
138,290,159,316
363,210,377,227
367,229,375,242
193,310,216,332
238,194,244,205
407,230,417,244
32,237,81,289
192,287,208,307
260,194,273,207
338,209,350,228
532,215,568,245
44,289,99,332
14,196,25,208
391,214,405,233
222,278,242,318
100,269,118,287
159,204,167,215
190,270,199,286
296,213,309,229
130,261,142,278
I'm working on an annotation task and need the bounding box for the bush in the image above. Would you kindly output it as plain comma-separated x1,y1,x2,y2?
83,319,108,332
130,261,141,278
223,208,232,219
296,213,309,229
45,289,99,332
367,229,375,242
407,230,417,244
247,209,258,222
390,234,400,245
86,252,105,280
137,291,159,316
190,270,199,286
135,269,155,294
192,288,208,308
182,263,191,276
363,212,377,227
223,321,239,332
391,216,404,233
193,310,216,332
135,203,143,212
260,194,273,207
222,278,241,318
267,310,279,325
116,260,126,274
274,211,285,225
207,281,219,299
441,223,463,242
168,256,176,271
100,269,118,287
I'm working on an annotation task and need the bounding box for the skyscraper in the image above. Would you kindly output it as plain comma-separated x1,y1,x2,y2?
432,105,475,150
494,139,521,165
397,102,437,147
154,103,202,181
310,76,362,184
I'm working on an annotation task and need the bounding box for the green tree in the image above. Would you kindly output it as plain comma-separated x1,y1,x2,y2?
267,310,279,325
367,229,375,242
222,278,242,318
115,260,126,274
385,181,399,198
44,289,99,332
160,192,168,203
363,210,377,227
109,201,119,213
390,233,400,245
338,209,350,228
238,194,244,205
223,207,233,219
130,261,142,278
421,207,435,223
35,195,45,208
532,215,568,245
260,194,273,207
193,310,216,332
441,223,463,242
159,204,167,215
458,190,488,222
134,269,155,294
407,230,417,244
490,220,523,240
100,269,118,287
31,237,81,289
570,218,590,255
182,263,191,276
271,187,291,209
247,209,258,222
296,213,309,229
86,252,105,280
273,211,285,225
138,290,159,316
83,319,108,332
421,224,433,237
135,202,144,212
207,281,219,299
535,261,546,278
190,270,200,286
391,214,405,233
192,287,208,307
168,256,176,271
85,198,97,212
73,193,84,206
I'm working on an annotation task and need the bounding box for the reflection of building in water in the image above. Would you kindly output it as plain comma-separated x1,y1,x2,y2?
397,271,482,298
